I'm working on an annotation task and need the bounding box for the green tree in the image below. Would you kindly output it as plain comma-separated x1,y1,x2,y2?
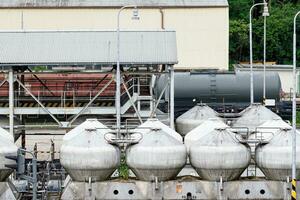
229,19,249,63
228,0,300,67
252,3,300,64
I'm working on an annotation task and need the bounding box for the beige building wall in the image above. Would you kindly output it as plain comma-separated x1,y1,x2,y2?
0,8,228,69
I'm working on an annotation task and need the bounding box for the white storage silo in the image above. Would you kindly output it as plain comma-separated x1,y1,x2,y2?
60,119,120,182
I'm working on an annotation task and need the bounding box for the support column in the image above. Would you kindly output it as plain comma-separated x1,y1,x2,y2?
169,66,175,129
8,69,14,137
20,72,25,149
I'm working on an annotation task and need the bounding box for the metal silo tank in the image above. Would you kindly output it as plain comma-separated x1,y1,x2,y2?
256,128,300,181
254,119,291,141
175,104,220,136
233,104,281,133
0,127,18,181
184,118,228,153
60,119,120,182
189,128,251,181
126,119,186,181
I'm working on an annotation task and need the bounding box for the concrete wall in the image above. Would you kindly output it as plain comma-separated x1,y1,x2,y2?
0,7,228,69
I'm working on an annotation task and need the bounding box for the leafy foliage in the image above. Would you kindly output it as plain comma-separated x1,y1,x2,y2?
118,155,129,179
32,66,47,72
229,0,300,66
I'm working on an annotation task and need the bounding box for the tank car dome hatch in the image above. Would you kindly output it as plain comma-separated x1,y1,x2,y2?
0,127,18,181
184,118,228,153
256,128,300,181
126,120,187,181
189,128,251,181
232,104,281,133
60,119,120,182
139,118,183,142
176,104,220,136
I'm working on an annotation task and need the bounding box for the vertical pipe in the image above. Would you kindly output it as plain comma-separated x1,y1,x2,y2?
50,139,55,161
263,15,267,101
159,8,165,30
292,11,300,200
21,73,25,149
137,77,141,112
249,9,254,104
32,157,37,200
116,5,137,138
249,3,266,105
169,66,175,129
116,9,122,139
9,69,14,137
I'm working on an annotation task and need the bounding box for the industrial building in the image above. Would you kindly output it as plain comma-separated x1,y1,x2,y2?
0,0,229,70
0,1,297,200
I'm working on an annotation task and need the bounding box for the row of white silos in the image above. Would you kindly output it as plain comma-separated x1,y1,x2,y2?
60,118,187,182
233,104,300,181
58,103,300,183
59,105,250,182
177,104,251,181
177,103,300,181
60,116,249,182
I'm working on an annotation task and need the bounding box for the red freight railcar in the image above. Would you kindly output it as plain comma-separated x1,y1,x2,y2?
0,73,119,97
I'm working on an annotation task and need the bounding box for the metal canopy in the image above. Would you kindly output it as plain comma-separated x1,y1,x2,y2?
0,0,228,8
0,30,177,66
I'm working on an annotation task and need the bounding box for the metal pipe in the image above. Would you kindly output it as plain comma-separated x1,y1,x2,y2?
137,78,141,112
32,156,37,200
154,176,159,190
159,8,165,30
88,176,92,194
292,11,300,200
249,2,267,104
20,148,37,200
116,5,138,139
263,11,267,101
169,66,175,129
8,69,14,136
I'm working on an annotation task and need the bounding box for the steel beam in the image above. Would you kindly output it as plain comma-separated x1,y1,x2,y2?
15,78,62,126
8,69,14,136
68,78,114,125
0,79,7,89
0,107,115,115
150,82,169,118
122,81,143,124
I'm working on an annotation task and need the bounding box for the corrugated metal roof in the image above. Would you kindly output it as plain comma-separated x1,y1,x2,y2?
0,0,228,8
0,30,177,65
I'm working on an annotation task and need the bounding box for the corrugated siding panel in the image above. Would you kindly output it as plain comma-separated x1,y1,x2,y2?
0,30,177,65
0,0,228,7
